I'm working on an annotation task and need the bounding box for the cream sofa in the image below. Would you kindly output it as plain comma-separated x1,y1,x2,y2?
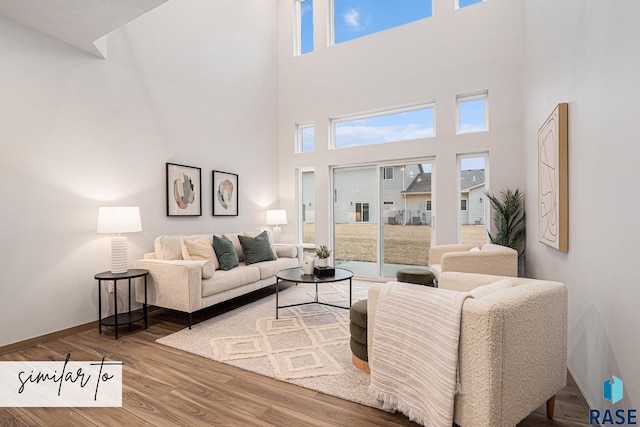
135,232,301,327
368,272,567,427
428,243,518,280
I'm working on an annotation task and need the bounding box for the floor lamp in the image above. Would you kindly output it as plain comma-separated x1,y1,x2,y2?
266,209,287,243
97,206,143,274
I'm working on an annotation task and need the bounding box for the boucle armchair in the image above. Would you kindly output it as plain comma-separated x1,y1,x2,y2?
368,272,568,427
428,243,518,280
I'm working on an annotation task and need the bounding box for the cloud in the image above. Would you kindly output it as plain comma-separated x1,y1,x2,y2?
336,123,434,148
342,8,362,30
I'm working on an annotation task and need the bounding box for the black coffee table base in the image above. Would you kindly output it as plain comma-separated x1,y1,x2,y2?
275,267,354,319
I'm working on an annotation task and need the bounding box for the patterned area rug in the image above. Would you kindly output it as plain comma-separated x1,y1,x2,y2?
156,280,383,408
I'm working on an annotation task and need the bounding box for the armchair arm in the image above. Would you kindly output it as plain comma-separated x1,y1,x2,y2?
134,259,204,313
429,244,478,265
454,281,567,427
441,249,517,277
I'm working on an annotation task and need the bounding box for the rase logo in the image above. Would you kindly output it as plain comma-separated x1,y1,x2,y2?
589,375,637,425
604,376,624,404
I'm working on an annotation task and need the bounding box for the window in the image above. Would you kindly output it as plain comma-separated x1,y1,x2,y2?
460,199,468,210
383,167,394,180
457,91,488,134
457,0,483,9
333,104,434,149
296,123,315,152
295,0,314,55
355,202,370,222
425,200,432,211
331,0,432,45
300,170,315,243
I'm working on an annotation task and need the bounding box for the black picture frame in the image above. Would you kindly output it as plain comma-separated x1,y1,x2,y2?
166,163,202,216
213,170,238,216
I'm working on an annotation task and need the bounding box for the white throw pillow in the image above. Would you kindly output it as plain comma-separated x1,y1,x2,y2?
469,278,514,299
469,246,481,252
182,236,220,269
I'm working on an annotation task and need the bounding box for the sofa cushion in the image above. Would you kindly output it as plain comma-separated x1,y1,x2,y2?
238,231,276,265
201,265,261,297
212,235,239,270
182,236,219,268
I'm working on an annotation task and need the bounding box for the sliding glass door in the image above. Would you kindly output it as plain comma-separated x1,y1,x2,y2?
333,160,434,279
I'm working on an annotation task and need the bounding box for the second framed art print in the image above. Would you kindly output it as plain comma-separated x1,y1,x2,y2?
213,170,238,216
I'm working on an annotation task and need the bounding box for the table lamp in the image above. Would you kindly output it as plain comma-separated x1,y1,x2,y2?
97,206,142,273
266,209,287,243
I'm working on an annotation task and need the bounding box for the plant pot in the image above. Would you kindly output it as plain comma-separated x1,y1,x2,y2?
316,258,328,267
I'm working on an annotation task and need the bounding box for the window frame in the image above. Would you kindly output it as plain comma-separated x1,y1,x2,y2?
456,91,489,135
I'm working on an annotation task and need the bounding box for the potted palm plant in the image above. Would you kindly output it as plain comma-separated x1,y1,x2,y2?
485,188,526,275
315,245,331,267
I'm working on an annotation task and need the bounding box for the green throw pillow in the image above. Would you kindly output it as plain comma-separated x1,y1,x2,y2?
212,235,239,270
238,230,276,265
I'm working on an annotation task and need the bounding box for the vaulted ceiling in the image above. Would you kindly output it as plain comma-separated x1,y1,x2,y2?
0,0,170,58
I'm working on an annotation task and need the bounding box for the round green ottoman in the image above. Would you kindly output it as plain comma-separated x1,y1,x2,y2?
349,299,369,372
396,268,435,287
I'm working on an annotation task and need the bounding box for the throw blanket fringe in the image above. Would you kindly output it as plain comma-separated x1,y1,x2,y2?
369,282,470,427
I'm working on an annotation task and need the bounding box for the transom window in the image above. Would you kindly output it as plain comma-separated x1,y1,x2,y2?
295,0,314,56
296,123,315,153
331,0,432,45
457,0,484,9
332,104,434,149
456,91,488,134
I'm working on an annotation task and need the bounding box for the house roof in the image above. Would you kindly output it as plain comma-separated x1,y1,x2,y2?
402,169,485,194
460,169,485,191
402,172,432,194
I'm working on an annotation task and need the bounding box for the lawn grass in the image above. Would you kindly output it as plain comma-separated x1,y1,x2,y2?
303,223,487,265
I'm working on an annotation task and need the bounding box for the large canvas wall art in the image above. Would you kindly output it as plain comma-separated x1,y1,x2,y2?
538,103,568,252
166,163,202,216
213,170,238,216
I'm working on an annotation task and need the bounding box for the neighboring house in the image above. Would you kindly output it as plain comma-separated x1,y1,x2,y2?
333,166,485,225
459,170,486,226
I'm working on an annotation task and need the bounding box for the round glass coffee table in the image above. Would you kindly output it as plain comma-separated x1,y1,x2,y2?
275,267,354,319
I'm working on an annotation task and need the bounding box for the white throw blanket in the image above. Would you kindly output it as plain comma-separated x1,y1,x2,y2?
369,282,470,427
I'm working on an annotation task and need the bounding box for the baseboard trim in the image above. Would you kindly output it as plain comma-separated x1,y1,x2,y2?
0,321,98,356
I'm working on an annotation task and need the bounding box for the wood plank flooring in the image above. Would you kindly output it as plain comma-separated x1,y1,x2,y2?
0,286,593,426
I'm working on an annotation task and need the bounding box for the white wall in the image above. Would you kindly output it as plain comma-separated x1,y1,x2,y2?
0,0,278,347
522,0,640,409
277,0,525,248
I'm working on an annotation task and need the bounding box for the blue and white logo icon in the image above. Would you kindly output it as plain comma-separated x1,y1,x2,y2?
603,375,623,404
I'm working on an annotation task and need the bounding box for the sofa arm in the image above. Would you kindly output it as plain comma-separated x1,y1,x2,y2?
274,244,303,265
134,259,204,313
429,244,478,265
441,250,517,277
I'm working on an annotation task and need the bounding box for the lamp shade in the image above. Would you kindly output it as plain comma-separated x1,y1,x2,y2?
97,207,142,234
266,209,287,226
